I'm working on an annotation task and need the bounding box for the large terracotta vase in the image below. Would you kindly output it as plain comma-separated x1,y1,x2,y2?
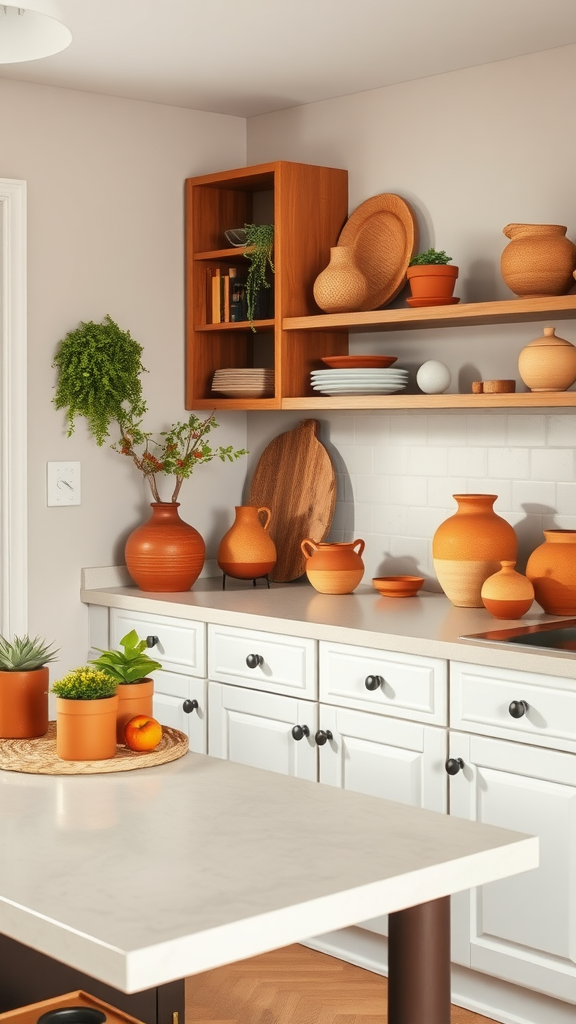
217,506,277,580
0,667,49,739
313,247,368,313
501,223,576,297
526,530,576,614
125,502,205,592
481,561,534,620
432,495,518,608
116,678,154,743
518,327,576,392
56,694,119,761
301,538,365,594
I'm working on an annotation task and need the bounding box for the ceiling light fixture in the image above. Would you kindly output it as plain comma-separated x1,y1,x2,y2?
0,1,71,63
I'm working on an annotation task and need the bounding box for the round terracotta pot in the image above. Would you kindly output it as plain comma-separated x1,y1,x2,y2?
501,223,576,297
518,327,576,392
526,530,576,615
116,678,154,743
432,494,518,608
125,502,206,592
0,667,49,739
481,561,535,619
301,538,365,594
406,265,459,301
313,247,368,313
56,694,119,761
217,506,277,580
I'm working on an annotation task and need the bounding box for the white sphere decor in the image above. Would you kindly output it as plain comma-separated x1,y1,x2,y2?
416,360,451,394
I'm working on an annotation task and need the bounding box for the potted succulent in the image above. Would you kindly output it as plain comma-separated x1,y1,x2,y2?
406,248,459,305
51,667,118,761
243,223,274,328
90,629,162,742
52,316,247,592
0,635,59,739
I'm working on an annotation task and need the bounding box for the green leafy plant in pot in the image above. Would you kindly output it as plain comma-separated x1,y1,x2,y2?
90,630,162,743
0,635,59,739
51,667,119,761
406,248,459,305
243,223,274,329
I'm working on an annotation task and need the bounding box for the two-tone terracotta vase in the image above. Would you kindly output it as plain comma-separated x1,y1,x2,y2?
313,247,367,313
301,538,365,594
526,530,576,615
125,502,205,592
116,678,154,743
481,561,534,619
501,223,576,297
217,506,277,580
518,327,576,392
432,495,518,608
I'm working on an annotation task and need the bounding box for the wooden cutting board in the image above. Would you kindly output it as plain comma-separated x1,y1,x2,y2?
249,419,336,582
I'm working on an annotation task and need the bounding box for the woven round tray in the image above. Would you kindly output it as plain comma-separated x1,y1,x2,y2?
0,721,189,775
337,193,419,310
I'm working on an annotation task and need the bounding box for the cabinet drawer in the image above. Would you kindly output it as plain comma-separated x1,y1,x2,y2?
451,661,576,752
208,624,316,699
110,608,206,678
319,641,447,725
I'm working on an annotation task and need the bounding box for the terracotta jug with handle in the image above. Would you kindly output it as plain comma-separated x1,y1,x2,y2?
301,538,365,594
217,506,277,580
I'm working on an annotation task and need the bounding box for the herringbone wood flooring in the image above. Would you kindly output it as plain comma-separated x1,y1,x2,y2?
186,943,497,1024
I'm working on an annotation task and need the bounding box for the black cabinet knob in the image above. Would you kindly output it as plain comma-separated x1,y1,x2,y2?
445,757,465,775
291,724,310,741
183,699,198,714
246,653,264,669
315,729,333,746
509,699,529,718
146,635,159,648
365,674,384,691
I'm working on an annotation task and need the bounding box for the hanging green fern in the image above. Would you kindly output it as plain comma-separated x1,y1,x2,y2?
243,223,274,328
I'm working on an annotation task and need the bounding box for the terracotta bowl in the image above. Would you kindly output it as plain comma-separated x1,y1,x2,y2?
372,575,425,598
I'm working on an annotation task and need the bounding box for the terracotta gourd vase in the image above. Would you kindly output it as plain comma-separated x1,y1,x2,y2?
526,530,576,614
116,678,154,743
518,327,576,392
0,667,49,739
217,506,277,580
125,502,205,593
432,494,518,608
56,694,119,761
301,538,365,594
406,264,459,302
501,224,576,297
481,561,535,619
313,247,368,313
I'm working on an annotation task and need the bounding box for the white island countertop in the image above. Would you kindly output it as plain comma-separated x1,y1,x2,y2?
82,569,576,680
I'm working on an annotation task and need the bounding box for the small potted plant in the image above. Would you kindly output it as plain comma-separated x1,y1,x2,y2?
90,630,162,743
406,248,459,305
51,667,118,761
0,635,59,739
243,223,274,328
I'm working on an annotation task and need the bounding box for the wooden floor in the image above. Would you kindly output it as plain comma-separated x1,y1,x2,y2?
186,943,497,1024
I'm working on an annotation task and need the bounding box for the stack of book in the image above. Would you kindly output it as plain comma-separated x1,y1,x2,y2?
207,267,247,324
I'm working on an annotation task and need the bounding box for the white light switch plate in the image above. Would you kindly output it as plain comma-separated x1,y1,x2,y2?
47,461,81,506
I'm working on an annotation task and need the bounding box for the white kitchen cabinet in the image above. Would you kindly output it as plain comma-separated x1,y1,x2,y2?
153,669,207,752
208,622,316,698
110,607,207,677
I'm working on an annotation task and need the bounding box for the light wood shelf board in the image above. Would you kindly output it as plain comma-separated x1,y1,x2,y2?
281,392,576,411
188,397,281,411
194,319,275,332
194,247,255,261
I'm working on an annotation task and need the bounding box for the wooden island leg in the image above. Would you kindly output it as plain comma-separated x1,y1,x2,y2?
388,896,451,1024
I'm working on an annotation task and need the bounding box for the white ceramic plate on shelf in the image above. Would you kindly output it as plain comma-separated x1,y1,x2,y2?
311,383,407,395
311,371,408,381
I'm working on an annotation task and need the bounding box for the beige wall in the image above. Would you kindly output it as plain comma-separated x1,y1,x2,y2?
0,78,247,672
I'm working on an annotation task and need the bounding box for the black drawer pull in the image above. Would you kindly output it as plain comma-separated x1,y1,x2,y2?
291,724,310,741
183,699,199,714
146,635,159,648
445,757,464,776
365,674,384,691
509,700,529,718
246,653,264,669
315,729,333,746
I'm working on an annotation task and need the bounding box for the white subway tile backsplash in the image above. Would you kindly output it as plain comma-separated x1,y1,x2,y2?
336,444,373,475
466,414,507,445
409,446,448,477
507,415,546,447
531,448,574,482
407,506,447,538
355,413,391,445
512,480,557,513
557,482,576,515
448,447,487,477
354,474,390,504
488,447,530,479
374,446,410,475
427,477,467,507
390,413,427,445
480,480,512,511
373,505,409,535
427,415,468,446
547,414,576,447
389,475,428,506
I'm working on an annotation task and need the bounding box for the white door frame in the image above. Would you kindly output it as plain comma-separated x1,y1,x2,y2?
0,178,27,636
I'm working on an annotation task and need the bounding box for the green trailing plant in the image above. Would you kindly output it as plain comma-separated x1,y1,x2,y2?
409,249,453,266
90,630,162,684
51,667,117,700
0,635,59,672
243,223,274,328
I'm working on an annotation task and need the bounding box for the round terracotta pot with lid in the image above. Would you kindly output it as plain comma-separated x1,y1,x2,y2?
518,327,576,392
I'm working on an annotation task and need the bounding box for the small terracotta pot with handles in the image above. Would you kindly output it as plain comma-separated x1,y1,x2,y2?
301,539,365,594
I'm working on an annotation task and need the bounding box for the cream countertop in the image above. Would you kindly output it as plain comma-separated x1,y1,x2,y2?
81,568,576,680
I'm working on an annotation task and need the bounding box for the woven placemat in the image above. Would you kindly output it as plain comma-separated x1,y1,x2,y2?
0,721,189,775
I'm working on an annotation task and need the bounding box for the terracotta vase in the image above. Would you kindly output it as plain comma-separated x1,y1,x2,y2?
518,327,576,392
526,530,576,615
481,561,535,619
0,667,49,739
301,538,365,594
501,223,576,297
406,265,459,301
217,505,277,580
313,247,368,313
116,678,154,743
56,694,119,761
125,502,205,592
432,494,518,608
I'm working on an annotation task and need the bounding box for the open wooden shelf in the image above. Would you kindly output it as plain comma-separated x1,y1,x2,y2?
195,319,275,332
282,391,576,411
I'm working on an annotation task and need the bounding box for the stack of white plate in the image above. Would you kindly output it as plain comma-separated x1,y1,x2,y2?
212,368,274,398
310,367,409,395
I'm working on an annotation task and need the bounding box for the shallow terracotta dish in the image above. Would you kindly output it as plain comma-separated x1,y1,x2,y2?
321,355,398,369
372,575,425,598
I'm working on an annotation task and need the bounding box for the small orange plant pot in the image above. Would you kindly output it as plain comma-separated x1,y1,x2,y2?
0,667,49,739
406,264,459,300
116,679,154,743
56,695,119,761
